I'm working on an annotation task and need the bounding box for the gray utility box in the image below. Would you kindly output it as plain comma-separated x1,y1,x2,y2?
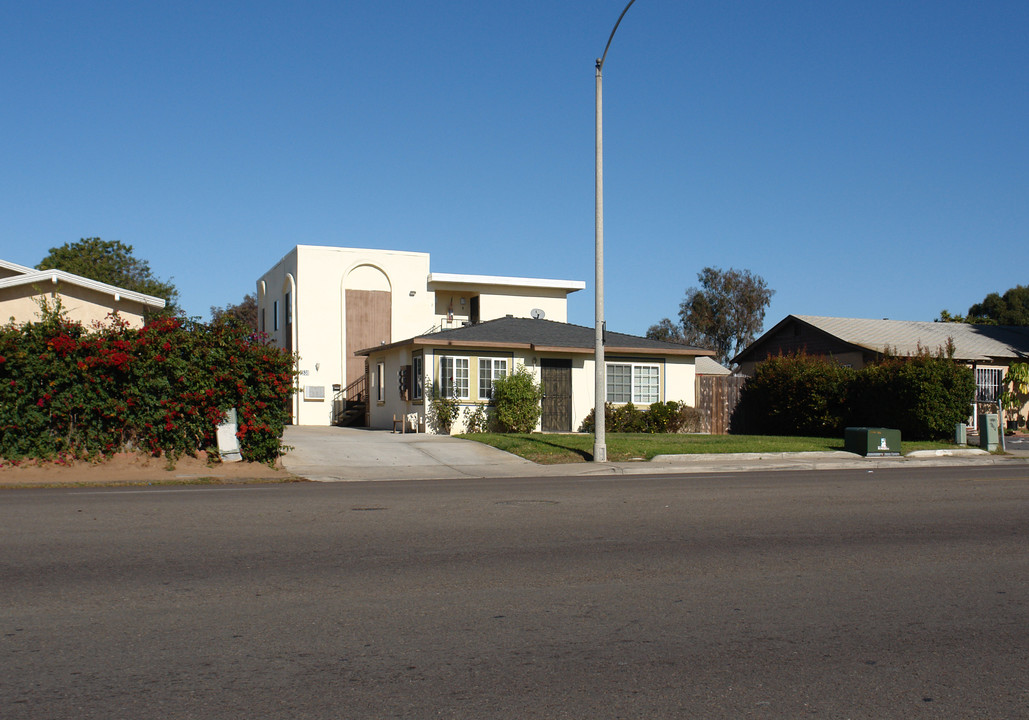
978,414,1000,452
844,427,901,457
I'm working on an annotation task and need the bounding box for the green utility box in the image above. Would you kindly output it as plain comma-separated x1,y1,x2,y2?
844,427,901,457
977,414,999,452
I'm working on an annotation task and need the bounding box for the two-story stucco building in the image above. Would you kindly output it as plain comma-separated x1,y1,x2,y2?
256,245,588,426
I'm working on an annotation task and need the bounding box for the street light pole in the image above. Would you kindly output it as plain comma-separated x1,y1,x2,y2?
594,0,637,464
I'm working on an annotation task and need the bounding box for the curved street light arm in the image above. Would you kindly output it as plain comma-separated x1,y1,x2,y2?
597,0,638,71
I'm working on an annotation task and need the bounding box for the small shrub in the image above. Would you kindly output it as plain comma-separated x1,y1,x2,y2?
611,401,647,432
490,366,543,433
428,383,461,434
670,403,703,433
579,401,701,434
463,404,491,433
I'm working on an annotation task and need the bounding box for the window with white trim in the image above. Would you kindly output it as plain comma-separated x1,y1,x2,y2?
439,356,469,399
412,353,424,401
478,358,508,399
607,362,660,404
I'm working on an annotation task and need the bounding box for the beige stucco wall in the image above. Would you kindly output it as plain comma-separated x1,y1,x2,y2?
0,286,148,328
429,285,570,329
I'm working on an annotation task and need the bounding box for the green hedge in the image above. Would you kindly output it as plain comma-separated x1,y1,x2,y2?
579,401,702,434
732,350,975,440
0,309,295,464
730,354,853,437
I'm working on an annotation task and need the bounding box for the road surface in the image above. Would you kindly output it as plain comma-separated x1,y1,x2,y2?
3,466,1027,718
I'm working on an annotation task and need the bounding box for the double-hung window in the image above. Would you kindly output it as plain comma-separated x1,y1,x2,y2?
439,356,469,399
478,358,508,399
607,362,660,404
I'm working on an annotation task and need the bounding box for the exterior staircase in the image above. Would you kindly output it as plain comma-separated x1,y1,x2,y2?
332,376,368,426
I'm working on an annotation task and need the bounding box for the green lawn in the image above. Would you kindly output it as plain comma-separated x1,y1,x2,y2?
457,432,957,464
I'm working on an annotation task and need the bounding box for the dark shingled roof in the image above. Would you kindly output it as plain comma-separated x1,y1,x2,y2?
358,316,713,356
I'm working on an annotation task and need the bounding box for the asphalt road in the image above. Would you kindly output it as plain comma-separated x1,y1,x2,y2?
3,467,1028,719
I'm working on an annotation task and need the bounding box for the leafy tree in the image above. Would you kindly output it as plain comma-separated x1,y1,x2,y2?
37,238,180,314
967,285,1029,325
211,293,258,331
939,284,1029,325
935,309,966,323
671,267,774,366
645,317,685,343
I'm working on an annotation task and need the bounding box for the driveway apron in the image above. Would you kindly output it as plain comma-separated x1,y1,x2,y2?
281,426,536,482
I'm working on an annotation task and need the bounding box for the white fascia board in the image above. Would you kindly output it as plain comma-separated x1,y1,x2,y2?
427,272,585,292
0,258,35,274
0,270,167,309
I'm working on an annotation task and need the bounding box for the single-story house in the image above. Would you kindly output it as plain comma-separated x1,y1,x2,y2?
256,245,586,425
733,314,1029,428
1,258,166,328
357,315,714,434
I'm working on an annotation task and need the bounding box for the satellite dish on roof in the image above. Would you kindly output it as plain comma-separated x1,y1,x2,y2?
531,308,546,320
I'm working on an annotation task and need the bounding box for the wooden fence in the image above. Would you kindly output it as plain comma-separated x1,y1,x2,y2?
696,375,747,434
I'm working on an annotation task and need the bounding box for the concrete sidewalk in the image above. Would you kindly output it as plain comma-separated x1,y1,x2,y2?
282,426,1029,482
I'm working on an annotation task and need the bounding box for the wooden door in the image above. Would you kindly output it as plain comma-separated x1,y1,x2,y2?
541,359,572,432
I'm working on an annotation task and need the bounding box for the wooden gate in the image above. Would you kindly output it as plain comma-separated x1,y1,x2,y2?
696,375,746,434
541,359,572,432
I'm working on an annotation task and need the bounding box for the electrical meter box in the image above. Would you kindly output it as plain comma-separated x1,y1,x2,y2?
844,427,901,457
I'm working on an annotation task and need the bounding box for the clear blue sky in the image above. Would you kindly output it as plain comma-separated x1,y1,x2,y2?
3,1,1027,336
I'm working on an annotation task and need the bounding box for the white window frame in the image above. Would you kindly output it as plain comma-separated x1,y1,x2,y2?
478,357,508,399
412,353,424,401
439,356,470,399
607,362,661,404
273,300,279,331
376,361,385,403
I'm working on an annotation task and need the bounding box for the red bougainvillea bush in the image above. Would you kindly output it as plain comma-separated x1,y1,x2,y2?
0,305,296,464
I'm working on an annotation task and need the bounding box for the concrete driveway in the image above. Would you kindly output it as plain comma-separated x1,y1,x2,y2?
281,426,537,482
281,426,1029,483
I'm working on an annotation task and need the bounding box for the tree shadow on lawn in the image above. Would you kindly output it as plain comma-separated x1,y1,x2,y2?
518,435,593,462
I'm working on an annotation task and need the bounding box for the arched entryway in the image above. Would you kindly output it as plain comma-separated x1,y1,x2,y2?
343,264,392,399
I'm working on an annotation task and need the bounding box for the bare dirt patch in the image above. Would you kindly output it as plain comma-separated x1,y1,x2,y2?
0,451,297,488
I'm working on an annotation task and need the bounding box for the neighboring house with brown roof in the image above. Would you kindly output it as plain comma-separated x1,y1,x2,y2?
357,316,713,434
733,314,1029,428
0,258,166,328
